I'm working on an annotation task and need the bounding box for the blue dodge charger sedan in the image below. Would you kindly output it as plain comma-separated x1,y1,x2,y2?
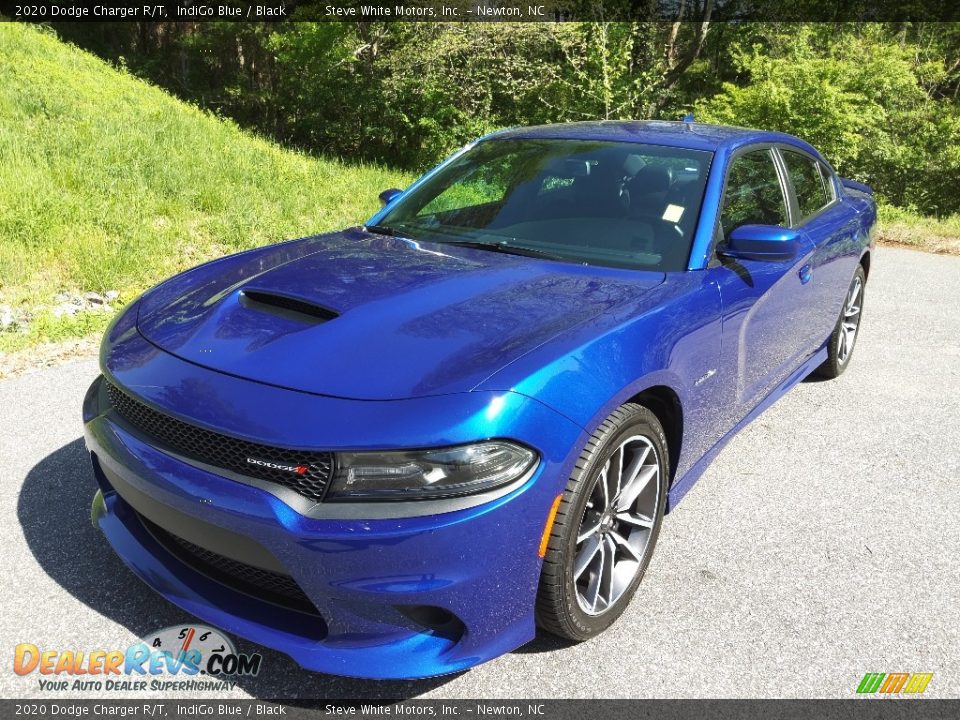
84,121,875,679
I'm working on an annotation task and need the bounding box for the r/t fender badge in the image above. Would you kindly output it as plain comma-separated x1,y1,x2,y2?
695,369,717,386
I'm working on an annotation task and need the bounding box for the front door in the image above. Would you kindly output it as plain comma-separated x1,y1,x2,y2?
709,147,818,419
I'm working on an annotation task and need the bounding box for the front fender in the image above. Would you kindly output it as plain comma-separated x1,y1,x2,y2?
478,271,724,502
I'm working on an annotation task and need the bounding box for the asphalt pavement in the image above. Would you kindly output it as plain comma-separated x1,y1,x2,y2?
1,245,958,700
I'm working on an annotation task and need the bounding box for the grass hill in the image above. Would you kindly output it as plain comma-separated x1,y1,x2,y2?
0,23,409,353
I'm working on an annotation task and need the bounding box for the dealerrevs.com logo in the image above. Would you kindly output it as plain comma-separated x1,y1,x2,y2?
14,625,262,693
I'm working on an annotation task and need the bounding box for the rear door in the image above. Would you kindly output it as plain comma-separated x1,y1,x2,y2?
776,146,863,350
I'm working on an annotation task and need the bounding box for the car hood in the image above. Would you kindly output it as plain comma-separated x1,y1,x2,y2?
137,229,665,400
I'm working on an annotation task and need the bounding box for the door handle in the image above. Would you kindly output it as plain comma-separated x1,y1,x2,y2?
798,264,812,284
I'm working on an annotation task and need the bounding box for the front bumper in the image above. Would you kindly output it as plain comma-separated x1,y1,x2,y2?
83,343,585,679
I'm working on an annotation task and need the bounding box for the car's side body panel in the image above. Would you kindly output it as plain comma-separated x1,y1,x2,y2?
477,132,874,509
666,344,830,507
772,143,870,349
476,271,724,499
800,192,875,321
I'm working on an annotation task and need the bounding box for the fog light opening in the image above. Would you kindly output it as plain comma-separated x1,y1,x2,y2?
395,605,465,642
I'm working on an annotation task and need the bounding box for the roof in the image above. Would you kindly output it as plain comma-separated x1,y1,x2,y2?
486,120,806,154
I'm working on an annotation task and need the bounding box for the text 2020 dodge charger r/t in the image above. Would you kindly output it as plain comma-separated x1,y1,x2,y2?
84,121,875,679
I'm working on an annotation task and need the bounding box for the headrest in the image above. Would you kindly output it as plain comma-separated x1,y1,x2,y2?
629,165,672,194
622,154,645,177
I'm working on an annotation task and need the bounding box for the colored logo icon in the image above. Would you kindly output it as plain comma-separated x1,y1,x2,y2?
856,672,933,694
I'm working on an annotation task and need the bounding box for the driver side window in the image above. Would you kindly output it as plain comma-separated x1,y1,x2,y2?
720,150,788,240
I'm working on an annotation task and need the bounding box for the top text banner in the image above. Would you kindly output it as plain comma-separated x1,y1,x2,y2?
0,0,957,22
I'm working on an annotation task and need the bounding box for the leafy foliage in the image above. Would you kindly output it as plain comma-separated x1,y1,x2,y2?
56,21,960,217
695,25,960,214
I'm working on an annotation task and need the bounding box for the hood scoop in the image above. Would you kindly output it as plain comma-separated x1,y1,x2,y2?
239,289,339,325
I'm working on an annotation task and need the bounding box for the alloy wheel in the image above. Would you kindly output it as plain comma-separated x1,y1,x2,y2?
838,275,863,365
573,435,661,616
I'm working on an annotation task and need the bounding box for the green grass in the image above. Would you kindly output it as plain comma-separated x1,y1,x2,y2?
876,205,960,255
0,24,411,353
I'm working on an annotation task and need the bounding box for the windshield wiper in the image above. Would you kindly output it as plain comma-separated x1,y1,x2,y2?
367,225,569,263
364,223,401,237
441,239,568,262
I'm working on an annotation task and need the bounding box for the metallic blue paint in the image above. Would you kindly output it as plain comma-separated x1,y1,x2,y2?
135,230,665,400
723,224,803,262
85,122,876,679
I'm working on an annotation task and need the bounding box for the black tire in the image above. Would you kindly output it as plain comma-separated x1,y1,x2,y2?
815,265,866,379
535,403,668,641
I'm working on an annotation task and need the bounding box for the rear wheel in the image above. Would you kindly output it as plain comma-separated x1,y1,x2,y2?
815,265,866,379
535,403,667,641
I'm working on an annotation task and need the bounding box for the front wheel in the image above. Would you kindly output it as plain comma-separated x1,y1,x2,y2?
535,403,667,641
815,265,866,379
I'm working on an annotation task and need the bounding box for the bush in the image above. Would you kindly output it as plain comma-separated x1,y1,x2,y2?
695,25,960,216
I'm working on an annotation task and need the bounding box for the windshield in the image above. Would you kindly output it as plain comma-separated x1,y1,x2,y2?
374,138,712,271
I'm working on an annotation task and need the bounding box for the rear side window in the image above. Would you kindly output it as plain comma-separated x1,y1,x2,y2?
817,162,837,201
780,149,832,221
719,150,788,239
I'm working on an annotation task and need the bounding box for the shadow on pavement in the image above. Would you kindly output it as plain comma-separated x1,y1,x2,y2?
17,438,459,700
801,372,833,384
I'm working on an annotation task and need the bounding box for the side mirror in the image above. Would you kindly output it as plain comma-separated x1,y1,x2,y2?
719,225,802,262
378,188,403,207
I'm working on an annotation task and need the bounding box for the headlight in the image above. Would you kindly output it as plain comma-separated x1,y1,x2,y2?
325,441,537,501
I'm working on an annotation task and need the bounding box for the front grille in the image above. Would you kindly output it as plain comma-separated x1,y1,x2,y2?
106,380,334,502
139,514,320,615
